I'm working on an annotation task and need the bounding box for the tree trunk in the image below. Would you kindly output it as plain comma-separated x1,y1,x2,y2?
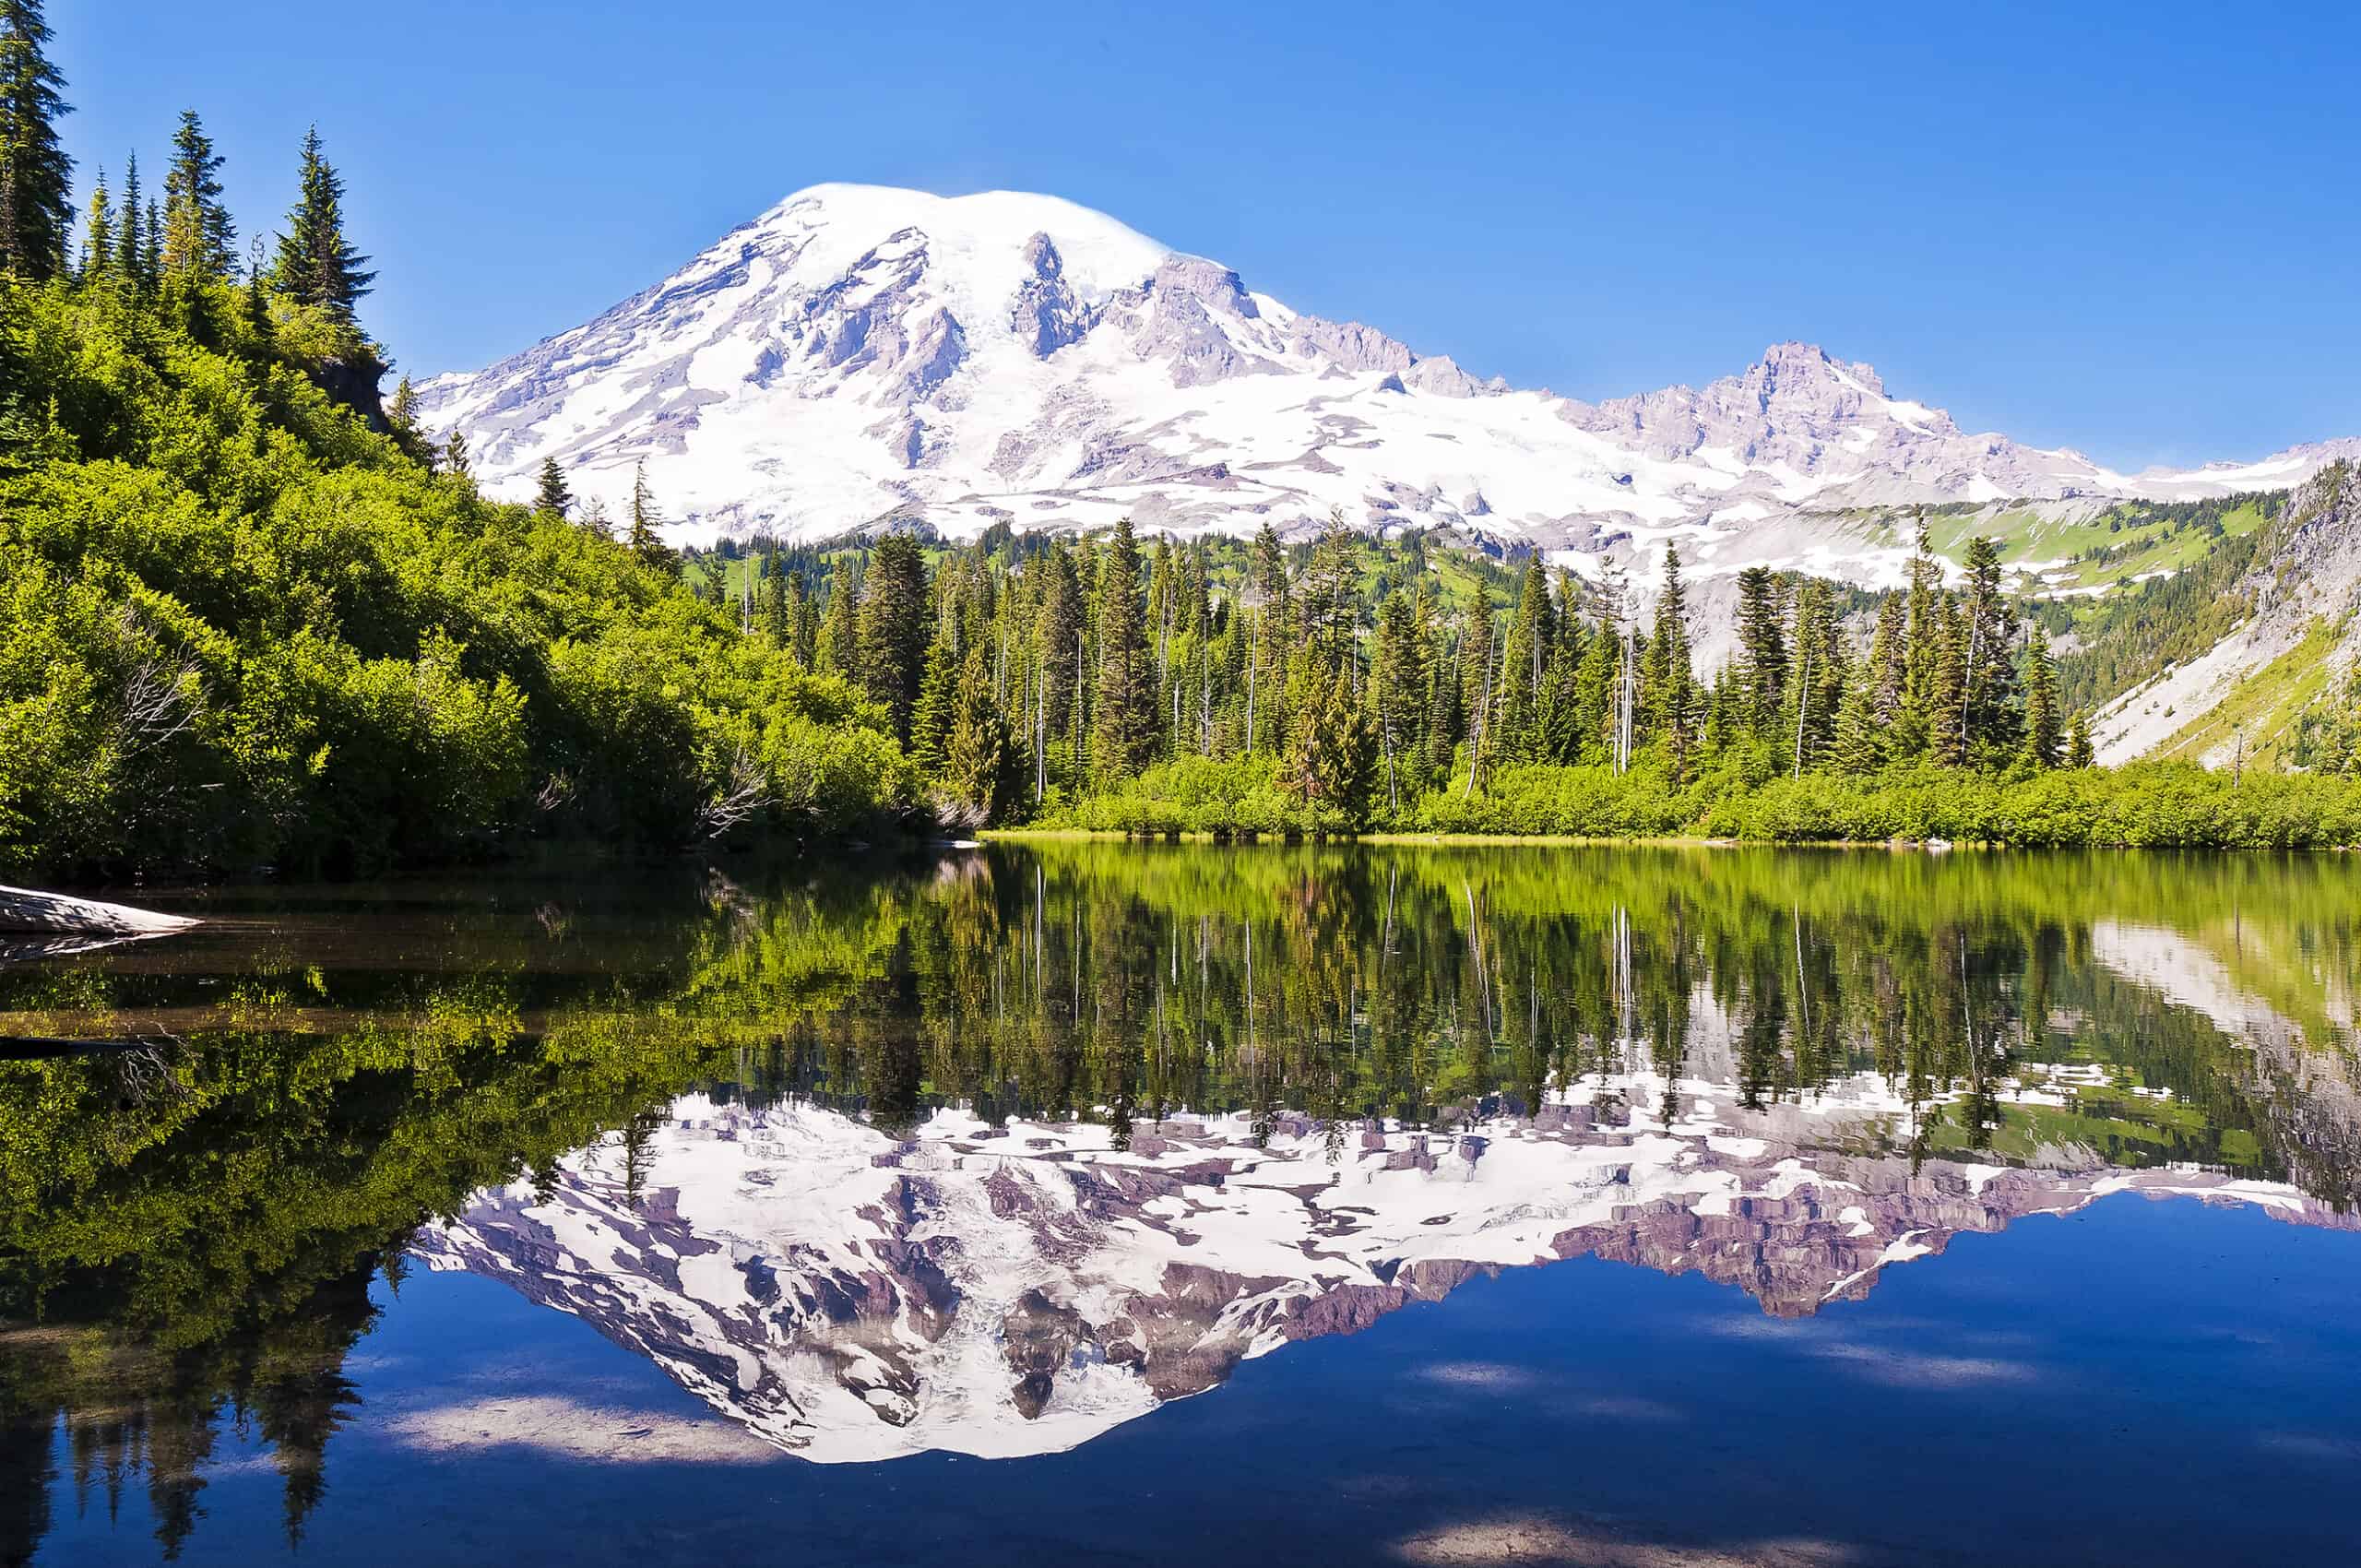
0,885,197,937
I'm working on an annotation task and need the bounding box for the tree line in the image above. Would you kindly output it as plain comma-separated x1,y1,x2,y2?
686,510,2099,831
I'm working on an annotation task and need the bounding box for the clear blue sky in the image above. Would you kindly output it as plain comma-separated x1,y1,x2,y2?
50,0,2361,469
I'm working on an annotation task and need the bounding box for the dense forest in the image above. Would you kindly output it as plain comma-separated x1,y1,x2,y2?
0,3,914,879
6,0,2359,875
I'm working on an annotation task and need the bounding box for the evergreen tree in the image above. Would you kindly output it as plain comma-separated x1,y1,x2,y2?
271,126,374,319
1929,594,1970,767
141,195,161,289
1497,557,1552,759
2066,712,2095,769
943,641,1010,820
1904,515,1940,714
627,460,676,574
1092,518,1156,778
2023,625,2062,768
113,149,141,280
1831,680,1884,774
76,159,106,278
533,455,573,519
0,0,74,280
859,534,931,740
385,375,422,455
441,427,470,480
1641,544,1694,775
1959,535,2020,759
1735,565,1787,736
1283,658,1374,825
816,560,860,678
909,624,958,777
1371,587,1429,807
162,107,236,279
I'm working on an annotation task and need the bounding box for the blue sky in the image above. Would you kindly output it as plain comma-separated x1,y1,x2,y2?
51,0,2361,469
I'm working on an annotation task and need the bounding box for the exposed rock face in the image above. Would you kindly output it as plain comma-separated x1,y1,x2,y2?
418,183,2357,582
2092,460,2361,764
413,1061,2358,1466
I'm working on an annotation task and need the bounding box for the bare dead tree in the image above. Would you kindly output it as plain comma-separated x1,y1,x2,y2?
694,744,774,838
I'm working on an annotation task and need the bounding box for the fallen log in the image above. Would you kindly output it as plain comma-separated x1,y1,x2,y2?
0,884,197,937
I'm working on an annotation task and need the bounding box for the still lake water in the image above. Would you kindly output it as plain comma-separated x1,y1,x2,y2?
6,844,2361,1566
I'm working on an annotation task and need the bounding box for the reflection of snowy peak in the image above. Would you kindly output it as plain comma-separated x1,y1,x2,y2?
413,1071,2351,1465
419,184,2358,560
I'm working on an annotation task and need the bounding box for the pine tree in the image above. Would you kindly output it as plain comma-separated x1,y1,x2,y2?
441,427,470,479
627,460,676,575
1092,518,1155,778
858,534,931,740
1929,594,1970,767
271,126,375,319
77,160,106,278
0,0,74,280
1959,535,2020,760
141,196,161,290
113,149,141,280
533,455,573,519
2023,624,2061,768
162,108,236,279
1735,565,1787,737
1831,680,1884,774
1497,557,1552,759
385,375,421,452
2066,712,2095,769
1904,515,1940,714
1641,543,1694,775
944,642,1010,821
910,624,958,777
816,561,860,677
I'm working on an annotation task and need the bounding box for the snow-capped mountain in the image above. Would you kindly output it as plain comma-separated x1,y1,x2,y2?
418,184,2358,570
414,1023,2358,1465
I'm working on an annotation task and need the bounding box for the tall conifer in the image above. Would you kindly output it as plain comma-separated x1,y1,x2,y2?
0,0,73,279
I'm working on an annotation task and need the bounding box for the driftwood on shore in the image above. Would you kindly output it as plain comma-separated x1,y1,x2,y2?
0,884,197,937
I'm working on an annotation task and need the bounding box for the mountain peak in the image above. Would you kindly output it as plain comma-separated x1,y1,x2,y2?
419,184,2349,560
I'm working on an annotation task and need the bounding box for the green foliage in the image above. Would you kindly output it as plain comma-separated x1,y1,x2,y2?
0,272,914,875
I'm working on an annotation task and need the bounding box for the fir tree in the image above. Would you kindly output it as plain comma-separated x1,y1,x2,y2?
1497,556,1553,759
271,125,374,319
113,149,141,280
533,455,573,519
1092,517,1156,778
2022,624,2061,768
385,375,419,433
1831,680,1884,774
1735,565,1787,737
76,160,106,279
816,560,860,677
0,0,74,280
944,641,1010,820
162,107,236,279
627,460,676,575
2066,712,2095,769
909,624,958,777
1641,543,1694,775
441,427,470,479
858,533,931,740
1929,594,1970,767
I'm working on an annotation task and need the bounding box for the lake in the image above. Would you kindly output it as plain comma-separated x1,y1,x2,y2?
6,844,2361,1566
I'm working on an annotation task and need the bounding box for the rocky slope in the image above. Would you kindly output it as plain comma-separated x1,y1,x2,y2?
418,184,2357,588
2093,462,2360,763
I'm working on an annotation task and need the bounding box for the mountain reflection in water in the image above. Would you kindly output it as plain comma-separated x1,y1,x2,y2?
5,844,2361,1562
